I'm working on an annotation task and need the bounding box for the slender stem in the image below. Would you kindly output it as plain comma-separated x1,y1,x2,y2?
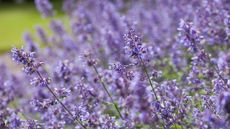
206,55,226,83
190,38,226,83
139,57,159,101
92,65,123,119
36,71,87,129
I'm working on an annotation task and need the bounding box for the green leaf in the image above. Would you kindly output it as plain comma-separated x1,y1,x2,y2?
171,124,183,129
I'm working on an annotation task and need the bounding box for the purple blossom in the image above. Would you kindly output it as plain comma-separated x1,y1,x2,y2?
4,0,230,128
30,77,51,87
35,0,54,18
36,26,48,44
11,47,43,75
50,20,66,37
23,32,39,52
178,20,203,53
218,91,230,114
123,29,146,59
54,60,73,83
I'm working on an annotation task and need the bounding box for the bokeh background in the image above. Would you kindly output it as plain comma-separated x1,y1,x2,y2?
0,0,64,54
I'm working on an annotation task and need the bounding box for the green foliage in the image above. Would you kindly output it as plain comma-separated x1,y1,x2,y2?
103,101,120,118
171,124,183,129
134,124,152,129
0,2,64,54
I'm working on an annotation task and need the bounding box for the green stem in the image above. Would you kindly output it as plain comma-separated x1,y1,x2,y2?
206,55,225,83
139,57,159,101
36,71,87,129
92,65,123,119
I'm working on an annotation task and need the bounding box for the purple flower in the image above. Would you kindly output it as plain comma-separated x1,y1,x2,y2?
218,91,230,114
35,0,54,18
5,0,230,128
123,29,146,59
24,120,42,129
50,20,66,37
30,77,51,87
11,47,43,75
36,26,48,44
23,32,39,52
178,19,203,52
54,60,73,83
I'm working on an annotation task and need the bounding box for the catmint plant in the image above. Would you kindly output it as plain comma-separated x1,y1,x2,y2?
1,0,230,128
11,48,86,128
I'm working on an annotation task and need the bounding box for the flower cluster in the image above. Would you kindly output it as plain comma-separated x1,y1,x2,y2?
11,47,43,75
35,0,53,18
124,29,146,59
1,0,230,128
178,19,203,53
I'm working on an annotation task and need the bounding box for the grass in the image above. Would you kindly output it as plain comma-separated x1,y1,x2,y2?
0,2,64,54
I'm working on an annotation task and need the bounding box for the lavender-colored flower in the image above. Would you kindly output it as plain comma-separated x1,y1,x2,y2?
35,0,54,18
36,26,48,44
23,32,39,52
123,29,146,59
8,113,21,128
178,19,203,53
24,120,42,129
11,48,86,128
30,98,55,112
4,0,230,128
54,87,71,98
30,77,51,87
50,20,66,37
218,91,230,114
54,60,73,83
63,0,77,15
11,47,43,75
83,52,97,67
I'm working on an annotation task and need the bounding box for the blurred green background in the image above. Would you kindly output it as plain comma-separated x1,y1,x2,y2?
0,0,63,54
